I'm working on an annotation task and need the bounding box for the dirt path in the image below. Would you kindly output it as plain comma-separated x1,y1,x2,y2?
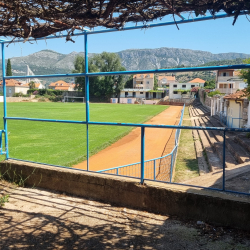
74,106,182,171
1,181,250,249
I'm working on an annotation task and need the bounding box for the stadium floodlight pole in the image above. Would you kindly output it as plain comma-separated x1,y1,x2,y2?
1,43,8,158
85,33,90,171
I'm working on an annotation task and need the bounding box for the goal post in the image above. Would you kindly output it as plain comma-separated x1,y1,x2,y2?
63,96,85,103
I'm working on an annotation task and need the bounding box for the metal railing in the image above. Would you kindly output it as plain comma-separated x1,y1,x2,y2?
98,105,185,182
0,11,250,197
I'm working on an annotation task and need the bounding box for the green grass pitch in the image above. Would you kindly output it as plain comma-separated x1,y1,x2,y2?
0,102,168,167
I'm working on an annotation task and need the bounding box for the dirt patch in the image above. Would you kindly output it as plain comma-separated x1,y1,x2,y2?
74,106,183,172
1,181,250,249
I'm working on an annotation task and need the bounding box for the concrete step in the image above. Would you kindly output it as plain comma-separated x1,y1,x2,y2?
203,117,250,164
191,120,210,175
198,117,238,168
193,118,222,171
235,135,250,154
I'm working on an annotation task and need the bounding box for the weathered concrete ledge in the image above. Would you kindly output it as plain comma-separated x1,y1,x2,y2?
1,159,250,230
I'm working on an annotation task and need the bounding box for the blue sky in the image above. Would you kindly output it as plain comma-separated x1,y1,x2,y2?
2,13,250,59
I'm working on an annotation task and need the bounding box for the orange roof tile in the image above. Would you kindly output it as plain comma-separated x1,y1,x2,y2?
133,74,154,79
158,75,175,81
224,89,248,100
0,79,24,87
54,86,70,90
49,80,70,87
189,78,206,83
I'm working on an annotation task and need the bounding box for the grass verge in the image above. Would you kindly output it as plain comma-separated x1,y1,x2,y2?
0,102,168,167
174,107,199,182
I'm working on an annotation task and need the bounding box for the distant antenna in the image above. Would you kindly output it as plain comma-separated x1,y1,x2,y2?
26,65,41,84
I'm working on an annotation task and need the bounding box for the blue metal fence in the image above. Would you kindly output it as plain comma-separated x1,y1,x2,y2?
98,105,184,182
1,12,250,196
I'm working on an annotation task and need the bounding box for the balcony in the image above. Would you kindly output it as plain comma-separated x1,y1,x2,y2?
216,88,238,94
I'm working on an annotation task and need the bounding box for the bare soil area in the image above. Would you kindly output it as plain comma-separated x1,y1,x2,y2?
1,181,250,250
74,106,182,172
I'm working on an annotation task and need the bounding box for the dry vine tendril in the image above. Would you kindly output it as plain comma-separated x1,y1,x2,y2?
0,0,249,40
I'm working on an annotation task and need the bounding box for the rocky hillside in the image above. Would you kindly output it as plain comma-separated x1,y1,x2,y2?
3,48,250,81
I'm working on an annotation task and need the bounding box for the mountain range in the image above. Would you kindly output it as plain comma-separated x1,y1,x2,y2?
3,47,250,83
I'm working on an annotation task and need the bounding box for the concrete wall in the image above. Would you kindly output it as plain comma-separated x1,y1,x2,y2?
1,160,250,230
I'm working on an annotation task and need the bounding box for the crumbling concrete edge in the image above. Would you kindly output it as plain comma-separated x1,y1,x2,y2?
1,159,250,231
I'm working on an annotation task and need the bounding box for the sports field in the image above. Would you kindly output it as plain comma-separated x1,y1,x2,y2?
0,102,168,167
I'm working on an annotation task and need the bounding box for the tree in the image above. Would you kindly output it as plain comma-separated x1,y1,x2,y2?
124,75,133,88
29,81,36,89
153,75,158,90
204,79,215,89
6,59,12,76
73,52,126,100
240,58,250,96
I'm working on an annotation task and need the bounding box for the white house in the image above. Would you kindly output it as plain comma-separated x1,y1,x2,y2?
169,81,201,99
0,79,29,97
216,69,247,94
120,73,166,101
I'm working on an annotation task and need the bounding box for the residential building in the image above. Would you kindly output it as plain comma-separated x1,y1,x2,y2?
48,80,75,91
120,73,165,100
169,81,202,99
0,79,29,97
188,78,205,87
216,69,247,94
158,75,176,88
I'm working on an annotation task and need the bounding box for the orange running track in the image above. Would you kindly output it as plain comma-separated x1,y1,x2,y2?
73,106,183,171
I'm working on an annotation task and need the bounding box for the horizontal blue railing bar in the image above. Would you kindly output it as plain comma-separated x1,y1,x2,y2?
7,157,141,180
5,117,87,124
86,12,249,35
4,72,87,79
4,64,250,80
5,116,250,132
0,12,248,44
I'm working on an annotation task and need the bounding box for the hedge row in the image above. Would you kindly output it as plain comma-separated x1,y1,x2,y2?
27,89,63,96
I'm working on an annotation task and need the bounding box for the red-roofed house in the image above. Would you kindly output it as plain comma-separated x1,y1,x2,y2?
0,79,29,97
48,80,75,91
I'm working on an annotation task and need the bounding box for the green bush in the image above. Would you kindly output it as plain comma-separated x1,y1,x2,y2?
38,97,46,102
13,92,23,97
208,90,222,97
27,88,38,94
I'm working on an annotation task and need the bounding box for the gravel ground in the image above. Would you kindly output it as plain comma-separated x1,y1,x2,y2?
1,180,250,250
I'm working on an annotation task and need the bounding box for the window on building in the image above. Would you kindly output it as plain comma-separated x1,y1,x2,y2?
173,84,177,88
125,92,128,96
147,81,149,84
191,85,195,88
140,92,143,94
173,91,178,94
182,85,186,88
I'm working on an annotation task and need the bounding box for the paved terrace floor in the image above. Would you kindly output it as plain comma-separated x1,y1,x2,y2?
1,181,250,249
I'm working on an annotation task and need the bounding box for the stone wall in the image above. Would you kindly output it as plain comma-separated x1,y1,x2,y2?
6,96,33,102
198,89,211,110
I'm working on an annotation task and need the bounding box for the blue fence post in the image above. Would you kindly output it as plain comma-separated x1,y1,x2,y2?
84,33,90,171
116,168,119,175
170,151,174,182
140,126,145,184
1,43,8,159
154,160,156,180
222,130,226,191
